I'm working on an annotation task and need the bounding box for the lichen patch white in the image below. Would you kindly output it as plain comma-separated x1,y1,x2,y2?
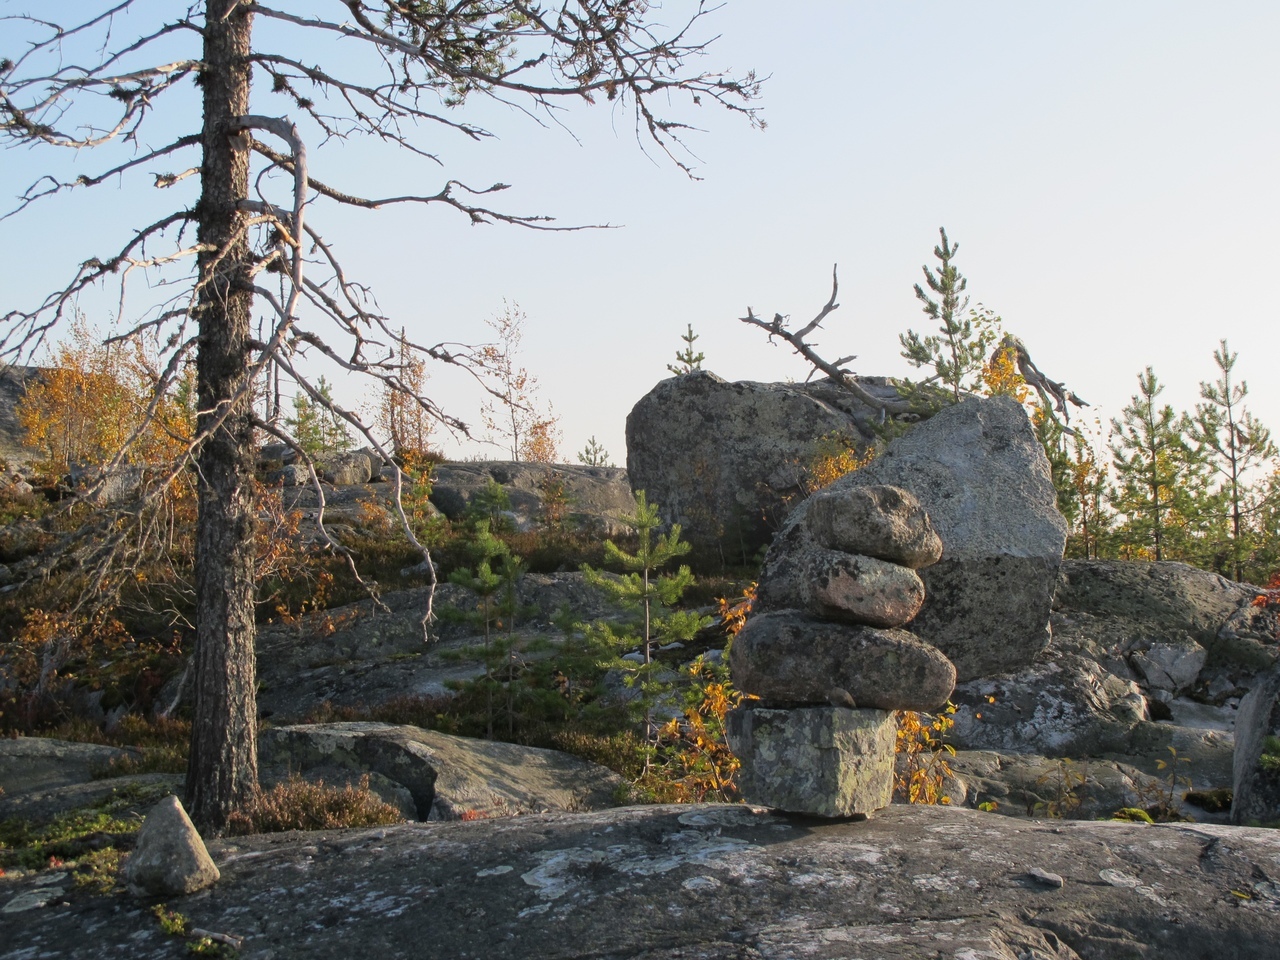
3,888,65,914
476,865,513,878
682,876,721,891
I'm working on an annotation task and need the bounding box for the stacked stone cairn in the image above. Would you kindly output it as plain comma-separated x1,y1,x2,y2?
727,484,957,817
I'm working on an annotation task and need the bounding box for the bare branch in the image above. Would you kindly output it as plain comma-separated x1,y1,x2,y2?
998,334,1089,427
740,266,916,416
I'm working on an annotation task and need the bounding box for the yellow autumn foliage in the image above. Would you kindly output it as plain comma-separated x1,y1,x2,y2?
17,317,195,477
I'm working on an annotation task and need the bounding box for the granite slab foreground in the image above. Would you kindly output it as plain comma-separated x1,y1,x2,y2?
5,804,1280,959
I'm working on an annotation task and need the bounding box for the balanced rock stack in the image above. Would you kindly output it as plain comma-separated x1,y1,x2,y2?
727,484,956,817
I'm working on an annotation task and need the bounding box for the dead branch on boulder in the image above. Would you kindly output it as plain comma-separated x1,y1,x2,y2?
996,334,1088,427
740,266,915,418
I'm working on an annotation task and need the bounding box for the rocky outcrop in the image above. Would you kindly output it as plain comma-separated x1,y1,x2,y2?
0,365,43,467
1052,559,1275,699
625,371,910,557
0,737,138,797
836,396,1068,680
941,558,1276,803
258,722,622,821
253,574,625,722
1231,664,1280,825
122,795,220,897
427,461,637,535
8,804,1280,958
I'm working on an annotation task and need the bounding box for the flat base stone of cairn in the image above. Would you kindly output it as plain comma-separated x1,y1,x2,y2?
726,705,895,817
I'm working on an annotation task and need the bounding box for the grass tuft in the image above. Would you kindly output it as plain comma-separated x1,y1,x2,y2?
224,774,404,835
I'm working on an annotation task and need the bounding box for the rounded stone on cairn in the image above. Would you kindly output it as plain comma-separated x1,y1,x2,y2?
730,610,956,712
803,484,942,570
761,547,925,628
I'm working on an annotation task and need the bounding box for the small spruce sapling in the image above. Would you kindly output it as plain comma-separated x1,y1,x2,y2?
577,435,612,467
448,520,509,739
286,375,353,456
899,228,1000,404
1187,340,1276,581
667,324,706,375
581,491,712,771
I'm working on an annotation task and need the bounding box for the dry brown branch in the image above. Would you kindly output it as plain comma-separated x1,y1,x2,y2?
997,334,1088,426
740,266,916,417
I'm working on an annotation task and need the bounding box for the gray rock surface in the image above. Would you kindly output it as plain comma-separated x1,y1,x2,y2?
258,722,622,821
1053,559,1275,698
625,371,909,557
726,705,896,816
0,772,182,823
1231,664,1280,825
313,450,373,486
254,574,622,722
803,484,942,568
122,795,220,897
757,546,926,627
0,737,139,799
7,804,1280,958
944,750,1203,821
833,396,1068,680
730,610,955,711
1130,640,1207,700
0,364,43,467
948,651,1148,757
428,461,637,535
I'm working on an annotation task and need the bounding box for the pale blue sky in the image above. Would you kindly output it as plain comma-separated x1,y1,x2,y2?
3,1,1278,466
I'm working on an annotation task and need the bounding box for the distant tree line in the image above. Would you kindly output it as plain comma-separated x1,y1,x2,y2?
1033,341,1277,584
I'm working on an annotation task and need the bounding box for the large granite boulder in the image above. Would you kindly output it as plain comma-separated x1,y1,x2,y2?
625,371,909,557
314,450,374,486
831,395,1068,680
258,722,622,821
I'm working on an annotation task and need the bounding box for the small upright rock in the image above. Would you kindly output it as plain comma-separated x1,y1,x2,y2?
123,795,220,897
726,705,896,817
1232,664,1280,826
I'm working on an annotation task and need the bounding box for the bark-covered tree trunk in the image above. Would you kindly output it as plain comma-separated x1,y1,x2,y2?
185,0,258,833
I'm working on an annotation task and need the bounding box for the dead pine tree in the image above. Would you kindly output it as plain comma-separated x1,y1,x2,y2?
1,2,761,832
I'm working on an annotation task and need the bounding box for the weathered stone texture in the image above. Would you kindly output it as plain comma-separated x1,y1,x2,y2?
726,705,896,816
122,795,220,897
625,371,908,555
803,484,942,568
832,396,1068,680
259,722,621,821
10,804,1280,958
1232,664,1280,826
757,547,926,628
730,611,955,711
